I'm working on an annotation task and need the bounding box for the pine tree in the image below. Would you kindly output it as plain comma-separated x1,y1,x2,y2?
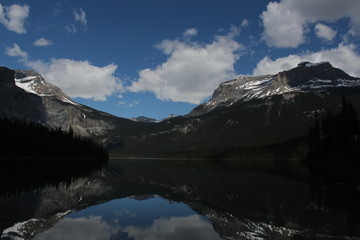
307,95,359,165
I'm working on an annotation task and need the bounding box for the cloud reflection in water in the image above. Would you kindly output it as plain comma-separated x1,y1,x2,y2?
123,215,222,240
34,216,119,240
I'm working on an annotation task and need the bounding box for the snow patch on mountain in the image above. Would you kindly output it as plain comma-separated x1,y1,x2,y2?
15,76,50,97
60,96,78,106
13,71,79,106
189,62,360,117
15,78,38,95
1,218,46,240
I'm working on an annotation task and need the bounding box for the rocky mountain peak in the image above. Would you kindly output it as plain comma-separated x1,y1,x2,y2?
0,67,46,123
131,116,157,123
275,61,356,88
189,62,360,117
14,69,77,105
0,67,119,137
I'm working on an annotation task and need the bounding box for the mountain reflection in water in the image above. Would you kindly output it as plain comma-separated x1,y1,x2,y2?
0,158,359,240
34,198,222,240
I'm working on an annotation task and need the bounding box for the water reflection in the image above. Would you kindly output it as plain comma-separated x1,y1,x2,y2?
33,216,119,240
307,163,360,237
34,197,222,240
124,214,221,240
1,158,359,240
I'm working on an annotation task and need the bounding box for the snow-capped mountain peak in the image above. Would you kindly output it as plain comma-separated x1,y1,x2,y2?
189,62,360,117
14,70,78,106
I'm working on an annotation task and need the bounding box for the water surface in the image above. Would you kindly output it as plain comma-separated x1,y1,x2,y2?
1,158,359,240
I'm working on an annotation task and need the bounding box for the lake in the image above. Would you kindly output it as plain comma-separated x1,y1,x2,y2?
1,158,359,240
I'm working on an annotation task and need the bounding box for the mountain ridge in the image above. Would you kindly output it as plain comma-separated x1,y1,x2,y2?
1,62,360,157
189,61,360,117
0,67,133,138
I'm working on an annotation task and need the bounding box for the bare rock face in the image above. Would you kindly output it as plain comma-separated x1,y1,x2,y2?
0,67,46,123
1,67,117,137
114,62,360,156
2,63,360,156
189,62,360,117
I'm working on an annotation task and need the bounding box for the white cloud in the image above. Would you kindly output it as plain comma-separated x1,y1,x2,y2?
128,30,242,104
253,43,360,77
123,215,222,240
33,38,54,47
260,0,360,48
74,8,87,27
241,19,250,27
118,100,140,108
29,59,122,101
6,44,122,101
5,43,28,59
34,216,119,240
183,28,198,37
260,1,306,48
0,4,29,34
314,23,337,42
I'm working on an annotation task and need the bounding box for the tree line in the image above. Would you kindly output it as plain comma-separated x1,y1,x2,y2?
306,95,360,165
0,115,108,160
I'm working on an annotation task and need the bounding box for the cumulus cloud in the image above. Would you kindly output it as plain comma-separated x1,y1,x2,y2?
260,2,306,48
128,30,242,104
33,38,54,47
253,43,360,77
0,4,29,34
34,216,119,240
314,23,337,42
260,0,360,48
30,59,121,100
6,44,122,101
123,215,222,240
5,43,28,59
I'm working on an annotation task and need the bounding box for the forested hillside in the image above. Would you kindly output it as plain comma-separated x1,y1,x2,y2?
0,116,108,160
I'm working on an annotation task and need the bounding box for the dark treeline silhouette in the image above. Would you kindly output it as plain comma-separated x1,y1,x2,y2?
307,162,360,236
305,96,360,236
306,95,360,165
157,137,307,160
0,115,108,159
0,115,109,194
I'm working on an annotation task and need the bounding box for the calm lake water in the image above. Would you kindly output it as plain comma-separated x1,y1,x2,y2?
1,158,359,240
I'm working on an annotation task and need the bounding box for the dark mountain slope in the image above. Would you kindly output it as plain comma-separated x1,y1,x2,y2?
1,63,360,158
0,67,46,123
108,62,360,157
0,67,138,141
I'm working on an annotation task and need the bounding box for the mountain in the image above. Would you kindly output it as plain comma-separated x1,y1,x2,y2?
1,62,360,157
131,116,158,123
0,67,46,123
188,61,360,117
107,61,360,157
0,67,135,138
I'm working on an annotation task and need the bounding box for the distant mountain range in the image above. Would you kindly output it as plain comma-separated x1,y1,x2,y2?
130,116,158,123
1,62,360,157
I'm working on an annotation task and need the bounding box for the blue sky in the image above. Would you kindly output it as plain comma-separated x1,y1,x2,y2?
2,0,360,120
